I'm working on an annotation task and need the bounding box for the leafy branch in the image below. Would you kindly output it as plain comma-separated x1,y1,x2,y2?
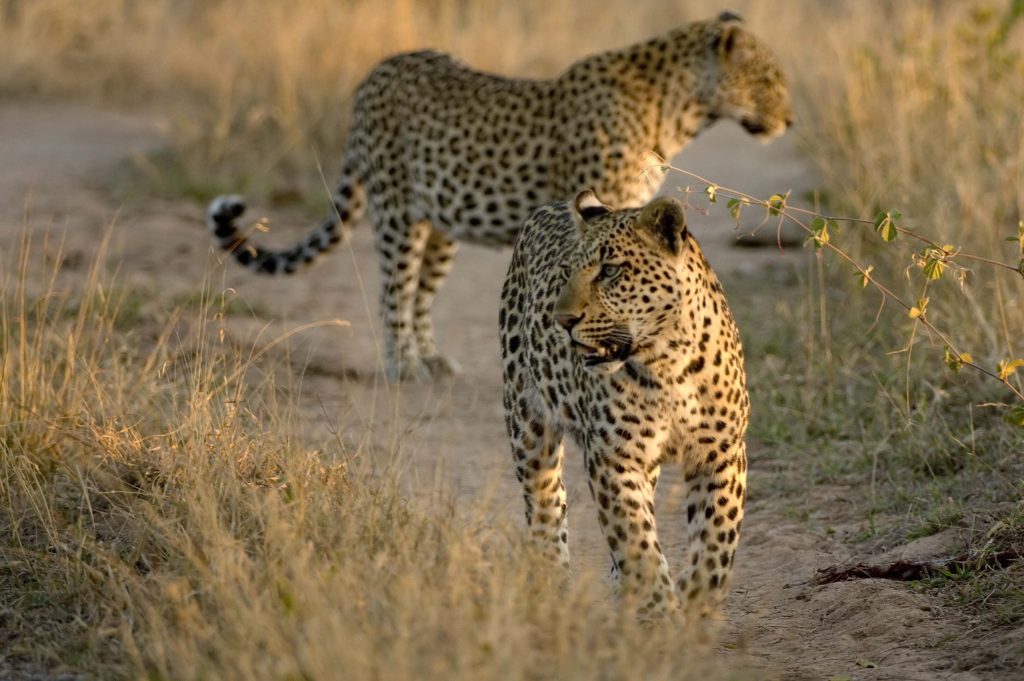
668,163,1024,422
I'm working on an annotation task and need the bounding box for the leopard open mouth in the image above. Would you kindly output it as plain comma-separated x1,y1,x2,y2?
741,118,769,136
572,340,633,367
741,116,788,140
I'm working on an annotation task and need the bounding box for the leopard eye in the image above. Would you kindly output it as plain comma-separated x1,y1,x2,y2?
598,263,622,281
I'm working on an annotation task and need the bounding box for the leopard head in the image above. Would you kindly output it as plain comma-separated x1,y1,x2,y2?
553,192,690,374
705,12,793,141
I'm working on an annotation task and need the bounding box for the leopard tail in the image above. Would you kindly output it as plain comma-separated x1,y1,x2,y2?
206,154,365,275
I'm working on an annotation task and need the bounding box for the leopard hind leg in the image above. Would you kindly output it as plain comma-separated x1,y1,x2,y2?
413,229,460,376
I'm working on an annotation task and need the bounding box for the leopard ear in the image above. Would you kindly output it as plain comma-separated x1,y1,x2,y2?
638,197,687,255
572,190,612,226
712,19,752,63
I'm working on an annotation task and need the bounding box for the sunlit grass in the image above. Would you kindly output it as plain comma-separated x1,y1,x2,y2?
1,232,746,679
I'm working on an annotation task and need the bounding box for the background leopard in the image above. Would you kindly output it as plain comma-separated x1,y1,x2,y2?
208,11,790,380
500,192,749,621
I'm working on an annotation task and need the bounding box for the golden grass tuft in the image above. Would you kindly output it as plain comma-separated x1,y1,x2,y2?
794,1,1024,394
0,232,738,679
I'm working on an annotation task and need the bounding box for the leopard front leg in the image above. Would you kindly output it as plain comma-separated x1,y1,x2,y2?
587,448,678,621
507,409,570,570
677,440,747,617
603,462,661,584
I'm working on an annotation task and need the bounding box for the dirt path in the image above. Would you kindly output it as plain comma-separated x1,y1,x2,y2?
0,101,986,681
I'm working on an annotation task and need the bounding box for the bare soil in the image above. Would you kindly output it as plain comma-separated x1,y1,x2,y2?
0,100,992,680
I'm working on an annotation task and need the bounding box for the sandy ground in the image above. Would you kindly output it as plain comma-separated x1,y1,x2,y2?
0,100,994,680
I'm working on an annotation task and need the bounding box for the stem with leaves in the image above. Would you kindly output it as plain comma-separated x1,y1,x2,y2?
661,163,1024,425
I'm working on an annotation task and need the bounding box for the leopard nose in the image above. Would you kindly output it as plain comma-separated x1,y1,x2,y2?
554,311,583,331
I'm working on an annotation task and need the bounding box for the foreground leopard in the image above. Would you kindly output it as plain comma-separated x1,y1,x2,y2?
209,11,789,380
500,192,749,621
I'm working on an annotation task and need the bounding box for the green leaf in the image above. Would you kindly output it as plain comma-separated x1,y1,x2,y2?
874,209,901,242
1006,220,1024,256
1005,404,1024,428
808,216,829,248
727,197,748,222
705,185,718,204
908,297,929,319
768,193,786,216
944,348,973,372
855,265,874,288
923,256,947,281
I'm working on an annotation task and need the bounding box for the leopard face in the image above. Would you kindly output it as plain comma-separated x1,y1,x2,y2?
711,21,793,140
553,193,688,374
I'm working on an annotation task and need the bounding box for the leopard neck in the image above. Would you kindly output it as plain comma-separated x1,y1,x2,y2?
622,25,721,160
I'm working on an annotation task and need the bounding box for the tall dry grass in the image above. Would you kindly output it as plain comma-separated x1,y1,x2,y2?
0,233,741,679
757,2,1024,437
731,1,1024,567
804,1,1023,336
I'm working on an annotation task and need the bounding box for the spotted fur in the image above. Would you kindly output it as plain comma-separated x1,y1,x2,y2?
208,12,789,380
500,192,749,621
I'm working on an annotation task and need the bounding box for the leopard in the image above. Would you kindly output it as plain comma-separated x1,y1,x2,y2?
207,11,790,380
499,191,749,622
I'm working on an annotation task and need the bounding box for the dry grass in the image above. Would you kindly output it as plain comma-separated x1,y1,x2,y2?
803,1,1024,339
728,3,1024,656
750,1,1024,465
1,234,742,680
